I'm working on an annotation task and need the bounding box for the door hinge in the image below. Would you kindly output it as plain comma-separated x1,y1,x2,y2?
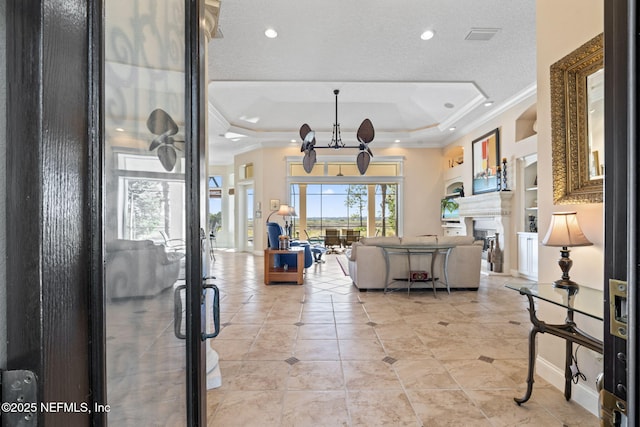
1,370,38,426
609,279,628,340
599,388,626,427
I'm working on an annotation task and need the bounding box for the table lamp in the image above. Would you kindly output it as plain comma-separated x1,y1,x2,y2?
266,204,291,224
541,211,592,290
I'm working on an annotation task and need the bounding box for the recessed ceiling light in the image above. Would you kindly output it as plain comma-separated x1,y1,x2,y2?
290,139,297,143
115,128,124,132
444,102,454,109
420,30,435,40
449,127,456,131
394,139,401,143
484,101,494,107
224,132,247,139
239,115,260,124
264,28,278,39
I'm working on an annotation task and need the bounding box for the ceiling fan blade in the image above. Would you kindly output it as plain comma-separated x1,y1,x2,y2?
147,108,178,136
357,118,375,144
157,145,177,171
149,134,165,151
301,129,316,152
303,151,314,173
367,146,373,157
299,123,312,141
356,151,371,175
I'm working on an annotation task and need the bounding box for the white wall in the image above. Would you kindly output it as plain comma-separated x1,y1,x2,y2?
536,0,604,414
0,0,7,369
442,93,538,272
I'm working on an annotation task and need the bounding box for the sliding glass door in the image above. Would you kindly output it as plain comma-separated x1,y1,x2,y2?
103,0,207,424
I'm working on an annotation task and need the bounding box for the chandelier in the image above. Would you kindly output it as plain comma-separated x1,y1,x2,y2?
299,89,375,175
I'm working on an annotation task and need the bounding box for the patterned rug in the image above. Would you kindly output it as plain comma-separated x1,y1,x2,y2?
335,254,350,276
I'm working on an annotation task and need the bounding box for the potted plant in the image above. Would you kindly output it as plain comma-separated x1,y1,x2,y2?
441,198,459,214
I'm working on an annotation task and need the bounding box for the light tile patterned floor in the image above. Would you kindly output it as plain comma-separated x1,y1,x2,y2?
206,250,599,427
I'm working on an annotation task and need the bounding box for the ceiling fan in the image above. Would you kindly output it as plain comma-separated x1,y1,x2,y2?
147,108,184,172
299,90,375,175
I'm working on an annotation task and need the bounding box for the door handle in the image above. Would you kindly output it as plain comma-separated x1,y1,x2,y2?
173,284,187,339
201,282,220,340
174,278,220,340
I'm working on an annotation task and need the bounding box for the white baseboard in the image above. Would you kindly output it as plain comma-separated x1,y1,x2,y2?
536,356,599,416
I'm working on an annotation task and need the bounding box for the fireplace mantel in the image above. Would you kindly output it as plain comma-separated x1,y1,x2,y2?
455,191,514,275
458,191,514,217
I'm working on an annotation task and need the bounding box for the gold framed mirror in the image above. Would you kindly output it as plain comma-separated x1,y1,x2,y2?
551,33,604,204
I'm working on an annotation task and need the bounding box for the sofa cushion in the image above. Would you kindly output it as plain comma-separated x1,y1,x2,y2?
437,236,475,245
346,242,363,260
400,236,439,245
360,236,401,246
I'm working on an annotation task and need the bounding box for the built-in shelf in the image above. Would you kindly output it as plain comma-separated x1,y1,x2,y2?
521,154,538,233
441,221,462,227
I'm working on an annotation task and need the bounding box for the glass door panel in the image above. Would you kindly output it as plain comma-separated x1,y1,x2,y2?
104,0,197,424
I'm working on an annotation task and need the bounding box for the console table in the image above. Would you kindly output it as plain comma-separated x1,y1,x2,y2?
264,247,304,285
379,244,454,296
505,282,603,405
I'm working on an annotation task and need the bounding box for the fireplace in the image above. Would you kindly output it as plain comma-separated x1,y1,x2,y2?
457,192,513,274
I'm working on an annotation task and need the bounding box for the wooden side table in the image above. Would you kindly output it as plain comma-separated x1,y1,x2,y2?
264,247,304,285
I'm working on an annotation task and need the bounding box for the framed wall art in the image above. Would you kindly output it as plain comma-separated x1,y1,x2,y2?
471,128,500,194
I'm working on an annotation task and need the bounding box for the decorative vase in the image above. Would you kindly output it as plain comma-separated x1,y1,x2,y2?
493,232,503,273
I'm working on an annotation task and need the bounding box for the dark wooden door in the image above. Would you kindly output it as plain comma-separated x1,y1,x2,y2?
4,0,208,425
602,0,638,424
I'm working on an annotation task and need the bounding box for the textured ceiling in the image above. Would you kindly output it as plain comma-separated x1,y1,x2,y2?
206,0,537,164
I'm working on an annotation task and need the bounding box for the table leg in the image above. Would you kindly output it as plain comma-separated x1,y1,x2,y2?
383,249,391,293
406,249,412,295
515,324,540,405
564,339,573,400
429,250,437,297
443,248,451,294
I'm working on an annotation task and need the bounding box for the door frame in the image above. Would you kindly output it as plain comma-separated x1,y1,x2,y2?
5,0,208,425
5,0,94,424
603,0,637,423
237,181,255,253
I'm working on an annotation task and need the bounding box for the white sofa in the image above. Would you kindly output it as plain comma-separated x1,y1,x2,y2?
346,235,483,290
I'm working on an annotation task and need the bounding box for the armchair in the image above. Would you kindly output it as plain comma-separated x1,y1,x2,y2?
343,229,361,246
266,222,313,268
304,230,327,263
324,229,342,248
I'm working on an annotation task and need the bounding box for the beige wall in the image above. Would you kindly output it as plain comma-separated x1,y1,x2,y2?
233,145,444,252
536,0,604,411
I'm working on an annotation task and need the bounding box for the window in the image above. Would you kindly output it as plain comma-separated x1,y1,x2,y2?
290,183,397,238
287,158,402,238
208,176,222,232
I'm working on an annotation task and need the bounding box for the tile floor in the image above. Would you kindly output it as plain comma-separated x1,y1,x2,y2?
206,250,599,426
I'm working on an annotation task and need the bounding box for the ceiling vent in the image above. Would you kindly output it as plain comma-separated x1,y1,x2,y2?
465,28,500,41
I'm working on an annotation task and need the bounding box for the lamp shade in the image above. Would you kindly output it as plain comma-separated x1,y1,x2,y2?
276,204,291,216
541,212,593,247
287,206,297,217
